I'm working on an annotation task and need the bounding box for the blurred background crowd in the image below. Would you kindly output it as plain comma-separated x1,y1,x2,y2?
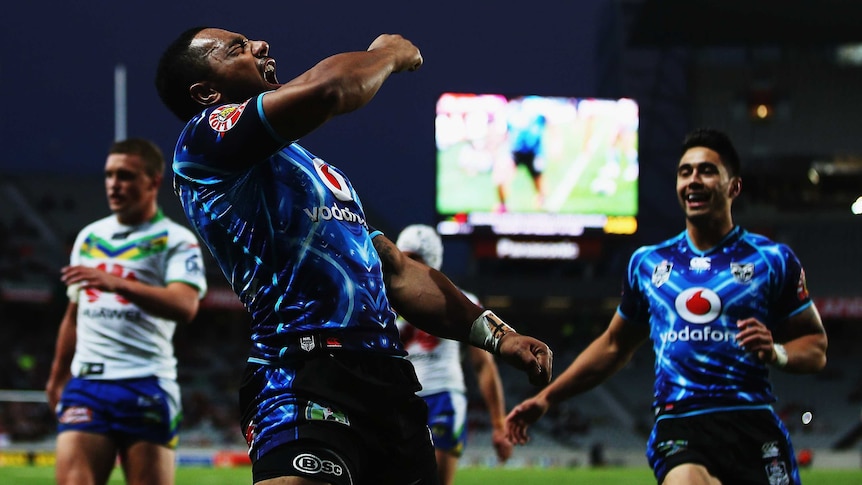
2,0,862,466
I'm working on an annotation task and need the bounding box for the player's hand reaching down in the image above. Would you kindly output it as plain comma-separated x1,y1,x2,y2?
498,333,553,387
505,393,551,445
491,427,514,463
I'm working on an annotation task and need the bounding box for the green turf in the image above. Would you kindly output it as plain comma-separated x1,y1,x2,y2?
0,466,859,484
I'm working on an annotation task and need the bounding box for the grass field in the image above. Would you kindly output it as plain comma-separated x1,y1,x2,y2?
1,466,859,484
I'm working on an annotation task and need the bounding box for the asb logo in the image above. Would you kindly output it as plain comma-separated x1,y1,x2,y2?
313,158,353,201
675,287,721,323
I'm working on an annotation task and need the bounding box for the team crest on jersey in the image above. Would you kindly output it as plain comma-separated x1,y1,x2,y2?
208,101,248,132
730,262,754,284
652,260,673,287
313,158,353,201
764,460,789,485
675,287,721,324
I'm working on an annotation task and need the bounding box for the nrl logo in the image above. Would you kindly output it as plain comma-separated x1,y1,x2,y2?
652,260,672,287
730,262,754,284
300,335,315,352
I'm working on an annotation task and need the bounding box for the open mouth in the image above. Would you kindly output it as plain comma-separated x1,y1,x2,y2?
685,192,709,207
263,59,278,84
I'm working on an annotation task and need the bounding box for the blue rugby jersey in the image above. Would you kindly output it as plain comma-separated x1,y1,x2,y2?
171,93,404,363
618,226,812,415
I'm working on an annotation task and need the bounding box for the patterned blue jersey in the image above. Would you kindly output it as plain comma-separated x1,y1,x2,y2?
618,226,812,415
172,93,404,363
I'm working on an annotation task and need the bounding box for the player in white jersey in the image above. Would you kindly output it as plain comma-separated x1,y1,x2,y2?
395,224,512,485
46,139,207,485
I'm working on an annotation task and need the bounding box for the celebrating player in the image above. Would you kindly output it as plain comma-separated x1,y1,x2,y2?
155,27,552,484
506,128,827,485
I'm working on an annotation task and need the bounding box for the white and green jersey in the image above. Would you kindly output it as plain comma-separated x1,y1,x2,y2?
396,290,480,397
67,210,207,380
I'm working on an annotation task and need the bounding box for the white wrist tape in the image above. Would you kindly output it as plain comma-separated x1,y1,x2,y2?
469,310,516,354
772,343,788,368
66,283,81,304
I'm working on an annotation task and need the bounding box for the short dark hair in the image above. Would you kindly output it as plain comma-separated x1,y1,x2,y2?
155,26,210,122
681,128,741,177
109,138,165,178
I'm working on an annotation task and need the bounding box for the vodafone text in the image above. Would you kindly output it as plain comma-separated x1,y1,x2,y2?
304,204,366,227
659,325,737,344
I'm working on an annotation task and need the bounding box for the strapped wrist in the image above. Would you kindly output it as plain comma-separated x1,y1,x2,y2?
469,310,516,355
771,343,788,368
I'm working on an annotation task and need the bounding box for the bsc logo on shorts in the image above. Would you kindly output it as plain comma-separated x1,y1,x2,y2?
293,453,344,477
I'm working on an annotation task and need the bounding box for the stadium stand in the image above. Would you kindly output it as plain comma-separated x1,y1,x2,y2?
1,175,861,470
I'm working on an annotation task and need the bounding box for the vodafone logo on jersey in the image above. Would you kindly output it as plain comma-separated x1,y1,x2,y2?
209,102,248,132
675,287,721,324
313,158,353,202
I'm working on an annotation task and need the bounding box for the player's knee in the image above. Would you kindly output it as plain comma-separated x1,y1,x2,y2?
663,463,720,485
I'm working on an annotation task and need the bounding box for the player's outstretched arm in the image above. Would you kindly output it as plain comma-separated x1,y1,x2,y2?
374,233,552,386
262,34,422,142
506,312,648,444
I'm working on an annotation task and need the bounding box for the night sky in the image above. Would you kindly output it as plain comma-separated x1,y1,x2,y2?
4,1,607,233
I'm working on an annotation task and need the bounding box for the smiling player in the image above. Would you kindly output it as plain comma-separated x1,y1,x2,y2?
506,127,827,485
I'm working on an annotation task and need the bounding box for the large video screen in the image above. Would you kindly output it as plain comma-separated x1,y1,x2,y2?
435,93,639,236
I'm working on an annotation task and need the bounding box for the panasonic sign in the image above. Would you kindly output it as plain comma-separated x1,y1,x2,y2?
495,238,580,260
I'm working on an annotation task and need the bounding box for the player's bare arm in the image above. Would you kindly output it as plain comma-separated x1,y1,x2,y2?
469,346,513,462
373,233,552,386
506,313,647,444
543,313,648,404
61,265,200,323
45,302,78,410
262,34,422,141
375,233,482,338
736,305,827,373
